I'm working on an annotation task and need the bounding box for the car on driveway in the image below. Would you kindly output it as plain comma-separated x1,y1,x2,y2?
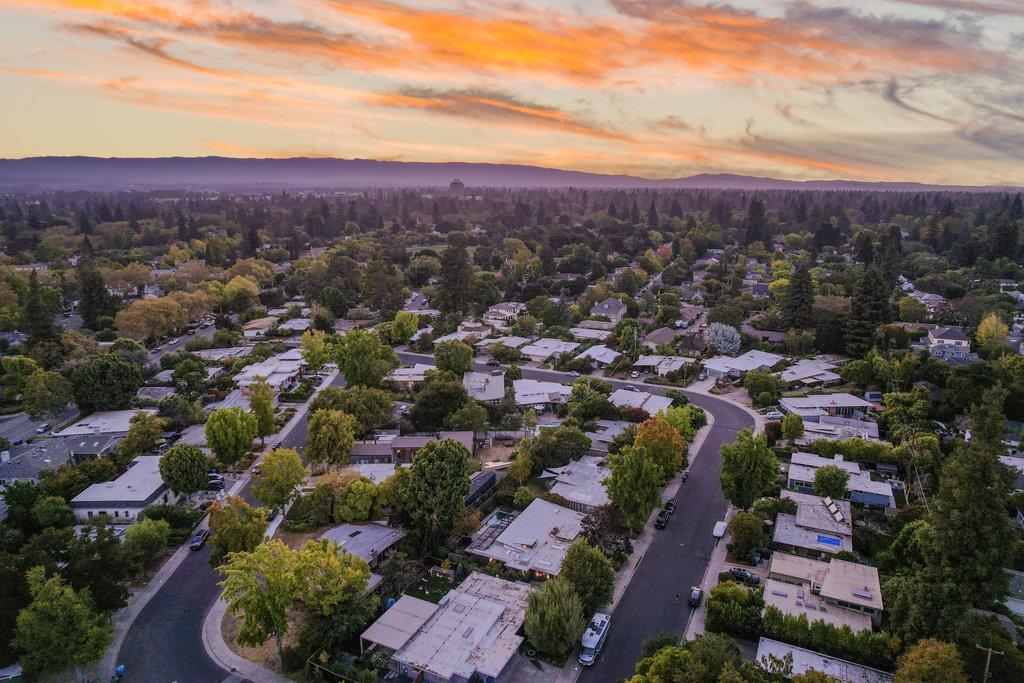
765,410,784,420
625,385,638,392
630,370,640,378
189,528,211,550
654,509,670,529
206,479,225,491
727,567,760,585
688,586,703,608
664,500,677,514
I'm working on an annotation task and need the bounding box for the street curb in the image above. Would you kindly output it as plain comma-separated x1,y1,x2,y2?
202,597,293,683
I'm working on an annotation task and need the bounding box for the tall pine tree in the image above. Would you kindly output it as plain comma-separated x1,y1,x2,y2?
78,260,113,331
843,265,890,357
21,270,57,348
781,261,814,331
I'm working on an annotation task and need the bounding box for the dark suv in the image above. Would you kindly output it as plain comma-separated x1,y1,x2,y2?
654,509,670,529
728,567,760,585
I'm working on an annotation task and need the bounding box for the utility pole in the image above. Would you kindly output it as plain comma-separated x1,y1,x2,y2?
976,644,1003,681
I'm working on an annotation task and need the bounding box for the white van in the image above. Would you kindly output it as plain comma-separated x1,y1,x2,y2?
578,612,611,666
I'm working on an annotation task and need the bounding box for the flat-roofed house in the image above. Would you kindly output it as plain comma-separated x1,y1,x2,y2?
468,498,586,578
512,379,571,409
634,355,695,377
779,393,873,422
765,553,883,632
787,452,896,508
756,639,893,683
773,490,853,558
574,344,621,368
70,456,178,522
388,363,435,392
520,338,580,363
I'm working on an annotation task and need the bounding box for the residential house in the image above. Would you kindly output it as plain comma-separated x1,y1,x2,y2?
570,327,612,342
455,321,493,343
0,439,73,485
191,346,254,362
520,338,580,363
320,522,405,591
512,379,572,409
468,499,586,577
755,639,893,683
278,317,312,334
584,420,633,454
242,316,279,338
642,327,678,352
590,297,628,323
779,393,873,422
634,354,695,377
608,389,673,416
463,372,505,404
703,350,788,379
233,349,306,390
787,453,895,508
776,358,842,388
773,490,853,557
388,363,435,391
574,344,621,368
676,305,704,328
349,431,475,465
926,325,975,363
54,409,158,438
476,336,531,351
751,283,770,298
539,456,610,513
365,572,531,683
763,553,882,632
483,302,526,331
797,416,881,445
70,456,177,522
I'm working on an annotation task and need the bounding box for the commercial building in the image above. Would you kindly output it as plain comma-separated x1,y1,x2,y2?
755,639,893,683
609,388,673,416
70,456,177,522
773,490,853,557
468,498,586,577
540,456,610,512
365,572,532,683
764,553,883,632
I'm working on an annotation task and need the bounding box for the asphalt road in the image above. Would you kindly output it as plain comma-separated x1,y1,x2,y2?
396,350,754,680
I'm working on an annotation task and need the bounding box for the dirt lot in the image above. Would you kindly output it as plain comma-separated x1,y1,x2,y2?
221,606,302,674
477,444,516,466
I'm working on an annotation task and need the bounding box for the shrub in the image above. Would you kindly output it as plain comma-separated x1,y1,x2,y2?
761,606,900,671
513,486,534,510
705,581,764,640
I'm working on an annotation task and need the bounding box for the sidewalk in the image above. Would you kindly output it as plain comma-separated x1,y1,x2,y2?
684,505,735,640
203,598,292,683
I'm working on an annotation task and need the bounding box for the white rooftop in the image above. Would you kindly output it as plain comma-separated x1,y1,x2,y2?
513,379,571,407
54,409,158,437
756,638,893,683
570,327,612,342
706,349,788,374
542,457,610,508
470,498,585,575
763,577,873,632
233,349,305,388
520,338,580,359
476,336,531,349
575,345,621,365
608,389,673,416
319,522,406,566
463,372,506,402
777,358,840,383
389,363,435,383
361,595,438,653
71,456,166,505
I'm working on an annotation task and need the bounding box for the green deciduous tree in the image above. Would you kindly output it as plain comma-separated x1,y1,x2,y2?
634,416,687,478
306,409,357,471
894,639,967,683
172,356,208,396
445,400,488,432
159,444,211,496
299,329,331,371
248,375,276,443
332,329,399,387
309,386,393,436
411,371,470,432
70,353,142,413
21,369,71,419
333,478,379,522
402,439,471,552
208,496,268,563
607,445,663,530
781,412,804,441
813,465,849,498
976,313,1010,358
434,340,474,375
524,577,586,661
122,518,171,569
390,311,419,345
14,566,112,680
253,448,306,510
205,407,257,467
726,511,764,564
720,429,778,510
560,540,615,616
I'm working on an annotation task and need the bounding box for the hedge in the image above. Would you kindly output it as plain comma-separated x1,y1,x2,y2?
761,607,900,671
805,438,898,467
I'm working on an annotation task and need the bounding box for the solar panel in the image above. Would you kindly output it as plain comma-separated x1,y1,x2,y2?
852,588,874,600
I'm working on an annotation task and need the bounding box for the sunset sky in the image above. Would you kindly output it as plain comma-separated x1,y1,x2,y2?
1,0,1023,184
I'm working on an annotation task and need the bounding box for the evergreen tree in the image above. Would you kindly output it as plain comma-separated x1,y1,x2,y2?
743,198,768,245
21,270,57,347
843,265,891,357
781,261,814,330
647,198,659,229
439,232,473,315
78,260,113,330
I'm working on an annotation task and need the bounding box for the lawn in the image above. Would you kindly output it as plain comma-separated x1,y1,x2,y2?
404,573,457,603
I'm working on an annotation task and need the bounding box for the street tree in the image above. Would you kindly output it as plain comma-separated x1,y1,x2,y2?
606,445,663,530
726,511,764,564
634,416,687,478
403,439,471,552
309,386,393,435
813,465,849,498
560,540,615,616
14,567,112,681
434,340,474,375
253,448,306,511
208,496,268,563
21,369,71,419
205,407,257,467
720,429,777,510
299,329,331,371
331,329,398,387
219,539,298,668
305,409,357,471
523,577,586,661
247,375,276,444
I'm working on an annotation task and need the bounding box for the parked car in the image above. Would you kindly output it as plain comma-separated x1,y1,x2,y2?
727,567,761,585
625,385,638,392
251,465,261,476
664,500,677,514
712,521,727,538
35,423,51,434
688,586,703,608
189,528,211,551
206,479,225,491
267,508,279,522
765,410,784,420
630,370,640,378
568,370,581,378
654,509,670,529
681,469,689,482
486,358,501,367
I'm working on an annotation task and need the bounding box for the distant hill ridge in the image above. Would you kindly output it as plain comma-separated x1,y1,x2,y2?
0,156,1018,192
